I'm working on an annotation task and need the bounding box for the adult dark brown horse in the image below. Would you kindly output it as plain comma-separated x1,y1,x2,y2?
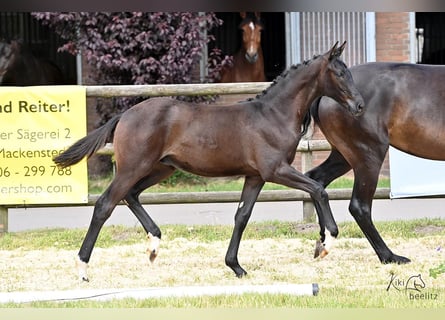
0,40,64,85
54,42,364,281
220,12,266,82
307,62,445,264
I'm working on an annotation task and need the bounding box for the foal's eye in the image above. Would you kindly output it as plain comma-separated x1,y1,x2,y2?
337,71,345,77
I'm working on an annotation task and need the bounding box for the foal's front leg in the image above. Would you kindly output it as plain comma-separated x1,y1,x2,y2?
268,163,339,258
225,175,265,277
305,149,352,258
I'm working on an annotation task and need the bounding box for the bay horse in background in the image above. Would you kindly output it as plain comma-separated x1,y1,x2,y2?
220,12,266,82
0,39,65,85
307,62,445,264
54,42,364,281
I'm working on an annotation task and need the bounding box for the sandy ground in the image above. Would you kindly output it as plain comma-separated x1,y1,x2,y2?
0,235,444,293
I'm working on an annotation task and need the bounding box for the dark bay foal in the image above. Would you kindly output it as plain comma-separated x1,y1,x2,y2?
54,42,364,281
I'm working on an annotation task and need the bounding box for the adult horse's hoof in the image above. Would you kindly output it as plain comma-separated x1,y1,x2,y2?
381,254,411,265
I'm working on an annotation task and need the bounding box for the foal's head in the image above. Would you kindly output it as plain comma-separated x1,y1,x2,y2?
319,41,365,116
239,12,263,64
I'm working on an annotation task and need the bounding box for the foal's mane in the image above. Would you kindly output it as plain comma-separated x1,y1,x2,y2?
250,54,320,101
246,54,322,136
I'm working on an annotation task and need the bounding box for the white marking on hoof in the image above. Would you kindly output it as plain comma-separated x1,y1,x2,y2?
147,232,161,263
320,229,335,258
76,256,89,282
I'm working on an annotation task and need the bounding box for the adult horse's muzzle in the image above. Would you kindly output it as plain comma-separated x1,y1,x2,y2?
245,52,258,64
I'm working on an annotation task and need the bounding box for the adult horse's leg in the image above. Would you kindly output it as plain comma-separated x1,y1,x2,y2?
305,149,352,257
124,164,175,262
225,175,265,277
349,162,411,264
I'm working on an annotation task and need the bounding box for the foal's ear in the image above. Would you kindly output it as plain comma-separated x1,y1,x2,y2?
328,41,347,60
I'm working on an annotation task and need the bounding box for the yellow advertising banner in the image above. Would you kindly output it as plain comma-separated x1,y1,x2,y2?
0,86,88,205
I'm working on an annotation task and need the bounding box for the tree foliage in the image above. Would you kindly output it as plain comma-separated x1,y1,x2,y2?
32,12,229,122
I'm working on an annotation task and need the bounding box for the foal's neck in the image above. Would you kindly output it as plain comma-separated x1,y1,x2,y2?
263,61,322,113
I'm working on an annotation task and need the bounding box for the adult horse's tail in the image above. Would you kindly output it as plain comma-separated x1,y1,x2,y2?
54,114,122,168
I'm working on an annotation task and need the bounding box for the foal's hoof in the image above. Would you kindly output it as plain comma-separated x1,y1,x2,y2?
148,250,158,263
314,239,329,259
76,257,89,282
235,270,248,278
230,266,248,278
147,232,161,263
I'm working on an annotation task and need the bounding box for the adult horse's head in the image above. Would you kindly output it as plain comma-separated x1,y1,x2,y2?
320,41,365,116
239,12,263,64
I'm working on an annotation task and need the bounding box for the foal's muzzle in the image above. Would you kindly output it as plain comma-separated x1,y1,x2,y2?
347,94,365,116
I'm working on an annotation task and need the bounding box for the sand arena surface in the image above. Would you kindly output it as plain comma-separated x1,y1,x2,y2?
0,235,444,293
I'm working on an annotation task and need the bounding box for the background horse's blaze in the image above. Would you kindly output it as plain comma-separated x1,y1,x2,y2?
220,12,266,83
307,62,445,265
54,42,364,280
0,40,64,86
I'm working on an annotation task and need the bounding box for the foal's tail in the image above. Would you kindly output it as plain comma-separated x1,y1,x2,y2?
54,114,122,168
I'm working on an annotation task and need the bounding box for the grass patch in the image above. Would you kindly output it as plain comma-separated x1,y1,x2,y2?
89,174,390,194
1,219,443,251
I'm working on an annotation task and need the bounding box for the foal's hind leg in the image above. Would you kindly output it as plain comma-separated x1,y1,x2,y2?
77,173,140,281
305,149,352,258
124,164,175,263
225,175,265,277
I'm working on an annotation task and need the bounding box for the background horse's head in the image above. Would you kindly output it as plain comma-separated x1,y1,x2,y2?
0,39,65,86
239,12,263,64
0,40,14,82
